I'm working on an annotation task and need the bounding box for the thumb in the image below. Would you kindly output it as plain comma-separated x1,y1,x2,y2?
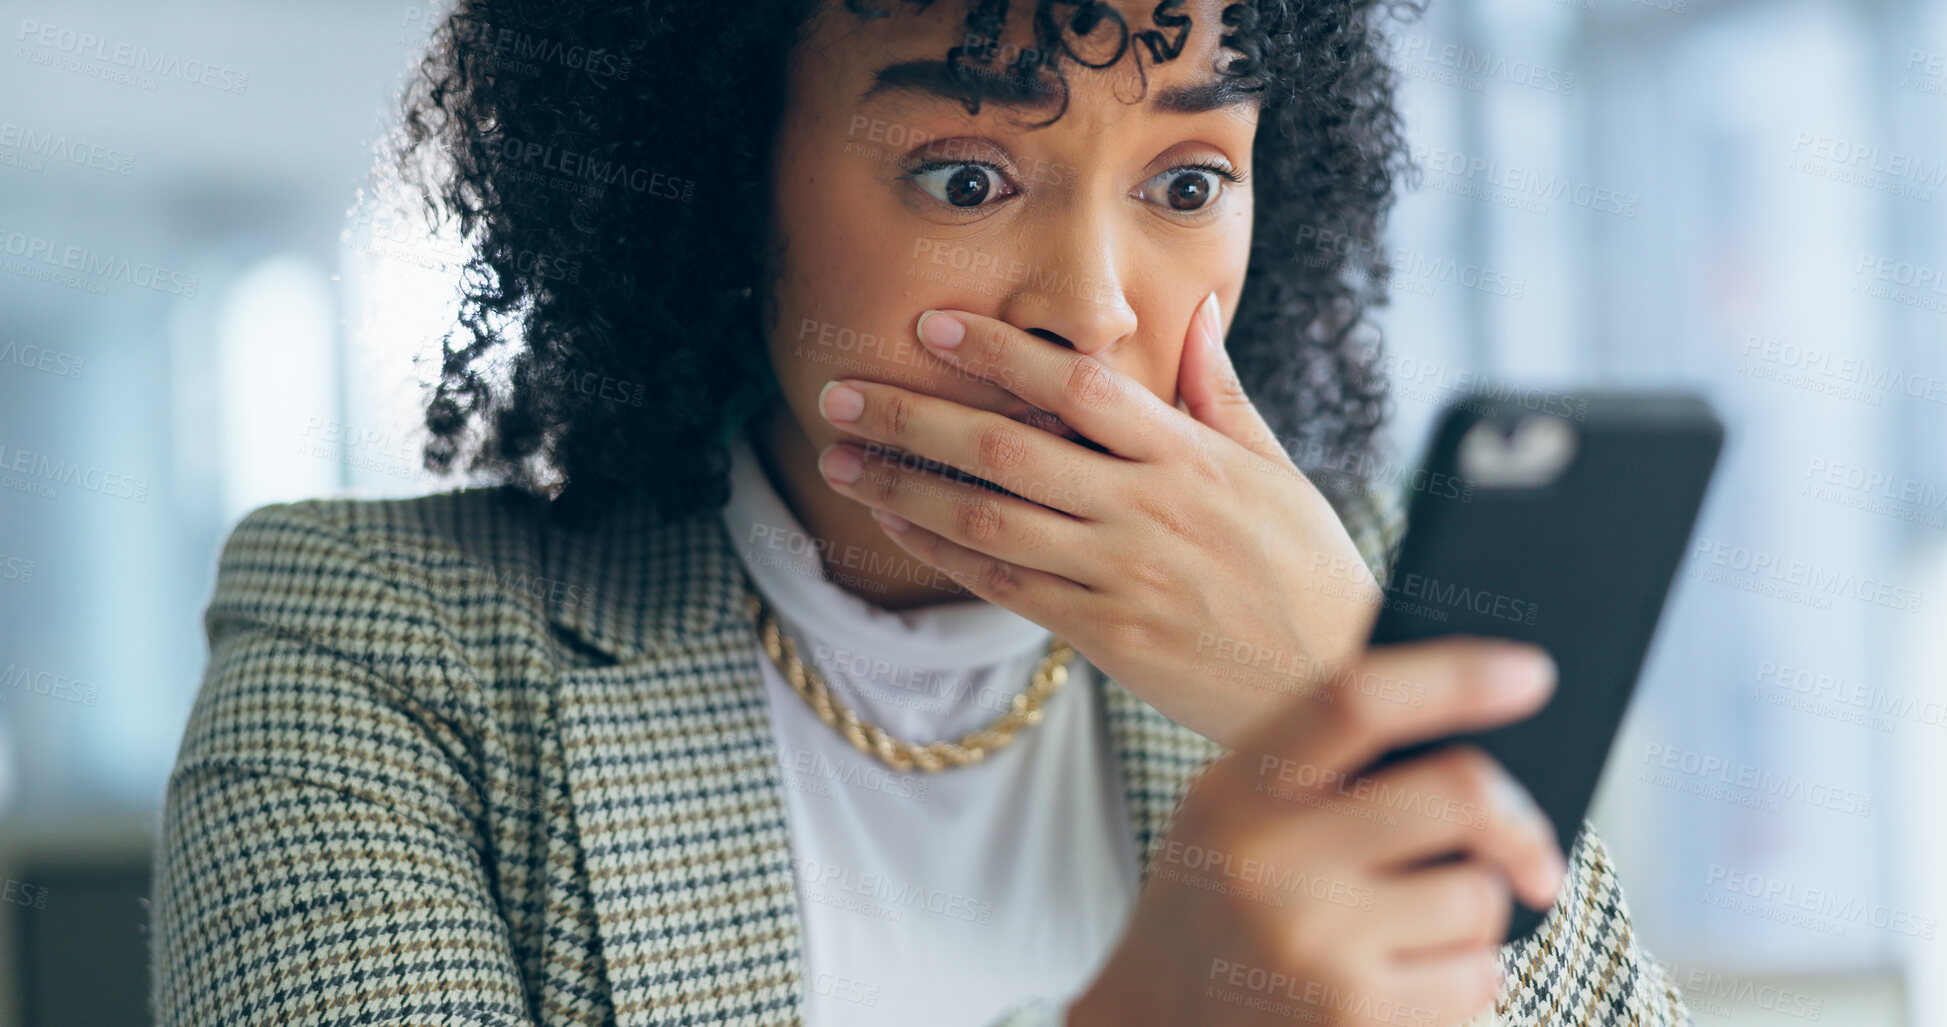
1175,290,1296,469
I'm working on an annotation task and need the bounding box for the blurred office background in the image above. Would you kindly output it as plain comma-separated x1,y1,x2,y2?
2,0,1942,1023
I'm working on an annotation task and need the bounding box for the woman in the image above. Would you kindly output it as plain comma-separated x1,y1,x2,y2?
150,1,1690,1025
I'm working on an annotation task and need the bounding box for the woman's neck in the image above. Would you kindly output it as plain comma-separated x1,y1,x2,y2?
745,395,978,612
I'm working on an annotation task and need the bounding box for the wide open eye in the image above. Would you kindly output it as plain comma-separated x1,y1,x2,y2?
908,161,1017,209
1134,166,1230,213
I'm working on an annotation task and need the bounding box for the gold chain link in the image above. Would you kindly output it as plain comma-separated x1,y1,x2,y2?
744,589,1074,773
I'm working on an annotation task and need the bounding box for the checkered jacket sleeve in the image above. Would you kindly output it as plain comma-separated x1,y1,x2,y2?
1324,479,1692,1027
150,500,540,1027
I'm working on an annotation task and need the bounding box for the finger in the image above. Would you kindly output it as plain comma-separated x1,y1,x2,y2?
818,439,1100,586
798,318,1026,419
1250,736,1563,912
1173,290,1294,469
1357,746,1565,911
1384,947,1503,1027
817,377,1107,520
1256,638,1558,784
912,308,1181,461
868,505,1098,629
1368,861,1512,955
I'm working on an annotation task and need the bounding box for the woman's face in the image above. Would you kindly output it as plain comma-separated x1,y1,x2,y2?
764,0,1257,468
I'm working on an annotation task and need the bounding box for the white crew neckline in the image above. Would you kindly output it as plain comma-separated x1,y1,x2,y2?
720,431,1055,670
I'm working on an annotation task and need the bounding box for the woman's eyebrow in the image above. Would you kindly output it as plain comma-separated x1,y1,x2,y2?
859,58,1262,116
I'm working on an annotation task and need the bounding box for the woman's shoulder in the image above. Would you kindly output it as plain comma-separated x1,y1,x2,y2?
214,485,554,615
208,484,747,670
205,485,570,685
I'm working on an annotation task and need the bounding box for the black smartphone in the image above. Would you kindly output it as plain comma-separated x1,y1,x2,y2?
1360,390,1724,944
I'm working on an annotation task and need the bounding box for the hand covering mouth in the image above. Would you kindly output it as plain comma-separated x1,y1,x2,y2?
1003,403,1082,441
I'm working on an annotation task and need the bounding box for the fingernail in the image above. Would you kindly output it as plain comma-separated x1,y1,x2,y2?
1198,291,1222,350
917,310,965,350
819,444,863,485
819,380,864,423
871,508,910,533
1491,644,1556,698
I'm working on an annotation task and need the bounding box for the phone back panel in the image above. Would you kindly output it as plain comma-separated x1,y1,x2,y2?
1364,393,1723,942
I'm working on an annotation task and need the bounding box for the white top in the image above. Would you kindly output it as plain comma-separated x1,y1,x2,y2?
720,433,1137,1026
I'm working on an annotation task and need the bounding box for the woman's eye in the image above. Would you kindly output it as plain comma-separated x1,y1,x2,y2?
1137,168,1227,213
909,162,1013,209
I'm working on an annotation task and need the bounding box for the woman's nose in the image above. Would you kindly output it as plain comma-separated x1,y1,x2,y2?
996,239,1139,359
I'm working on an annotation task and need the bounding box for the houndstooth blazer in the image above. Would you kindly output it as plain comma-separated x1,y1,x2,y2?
150,479,1691,1026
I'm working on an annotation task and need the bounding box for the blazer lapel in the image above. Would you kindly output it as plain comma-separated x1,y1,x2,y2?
543,500,1224,1025
1100,675,1230,883
547,503,807,1027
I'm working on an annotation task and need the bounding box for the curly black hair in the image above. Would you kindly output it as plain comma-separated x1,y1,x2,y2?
394,0,1418,527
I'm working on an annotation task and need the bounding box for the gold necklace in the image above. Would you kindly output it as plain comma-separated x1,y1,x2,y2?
743,587,1075,773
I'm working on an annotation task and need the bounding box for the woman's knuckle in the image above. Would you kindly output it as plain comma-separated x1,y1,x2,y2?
970,324,1007,368
957,496,1005,543
975,557,1019,597
977,421,1030,474
1063,358,1117,411
881,391,915,437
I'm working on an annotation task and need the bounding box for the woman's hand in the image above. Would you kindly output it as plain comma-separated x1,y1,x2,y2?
1068,638,1567,1027
813,293,1382,750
